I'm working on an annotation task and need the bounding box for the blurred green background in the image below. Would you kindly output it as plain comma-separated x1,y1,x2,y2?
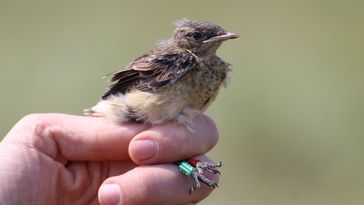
1,0,364,204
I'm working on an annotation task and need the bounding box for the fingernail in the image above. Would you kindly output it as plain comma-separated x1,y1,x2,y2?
99,184,121,205
133,140,158,161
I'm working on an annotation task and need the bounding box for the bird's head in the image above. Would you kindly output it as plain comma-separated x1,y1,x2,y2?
171,19,239,56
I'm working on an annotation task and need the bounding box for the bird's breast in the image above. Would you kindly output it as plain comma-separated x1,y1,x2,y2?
124,57,231,124
172,58,229,111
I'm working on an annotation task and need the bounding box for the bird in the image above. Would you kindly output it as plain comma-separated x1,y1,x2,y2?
85,18,238,192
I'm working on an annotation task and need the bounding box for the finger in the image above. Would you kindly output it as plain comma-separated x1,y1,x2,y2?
7,113,149,161
129,114,219,164
98,156,218,205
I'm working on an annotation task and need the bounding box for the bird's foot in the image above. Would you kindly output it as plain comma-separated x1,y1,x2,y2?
185,159,222,193
188,159,222,175
195,161,223,175
190,170,219,193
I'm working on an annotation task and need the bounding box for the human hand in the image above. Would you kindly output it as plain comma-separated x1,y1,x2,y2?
0,113,219,205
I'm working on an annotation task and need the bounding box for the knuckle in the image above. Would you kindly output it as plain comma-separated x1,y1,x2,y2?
20,113,58,138
20,114,49,135
20,113,45,125
4,113,57,145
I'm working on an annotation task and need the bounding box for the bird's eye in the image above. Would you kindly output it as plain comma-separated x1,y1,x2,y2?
189,32,203,41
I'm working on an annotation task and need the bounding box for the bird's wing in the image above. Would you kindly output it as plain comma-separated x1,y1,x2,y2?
102,51,198,99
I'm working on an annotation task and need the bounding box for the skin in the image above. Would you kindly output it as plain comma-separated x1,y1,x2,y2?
0,113,219,205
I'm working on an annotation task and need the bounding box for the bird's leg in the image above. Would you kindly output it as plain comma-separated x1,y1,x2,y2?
182,107,202,118
195,161,223,175
177,159,221,193
198,173,218,189
190,171,201,193
188,159,222,175
190,168,218,193
175,106,222,192
176,107,202,132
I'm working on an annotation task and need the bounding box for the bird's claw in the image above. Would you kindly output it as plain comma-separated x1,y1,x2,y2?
178,159,222,193
196,161,223,175
191,171,218,192
189,161,222,193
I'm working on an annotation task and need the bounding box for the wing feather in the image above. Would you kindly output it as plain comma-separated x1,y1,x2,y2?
101,51,197,99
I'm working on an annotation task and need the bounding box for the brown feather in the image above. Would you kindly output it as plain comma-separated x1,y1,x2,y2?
102,50,197,99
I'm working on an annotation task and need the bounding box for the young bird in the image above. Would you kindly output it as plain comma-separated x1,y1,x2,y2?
85,19,238,126
85,19,238,192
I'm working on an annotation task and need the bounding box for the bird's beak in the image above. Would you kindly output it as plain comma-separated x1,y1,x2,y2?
203,32,239,44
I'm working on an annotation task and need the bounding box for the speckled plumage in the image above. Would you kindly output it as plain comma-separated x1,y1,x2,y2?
85,19,238,126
